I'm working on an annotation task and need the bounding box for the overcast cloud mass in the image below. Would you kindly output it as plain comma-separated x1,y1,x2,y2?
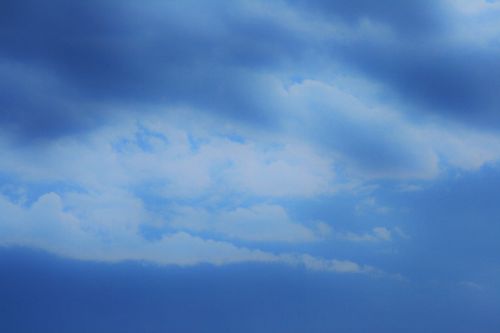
1,1,500,332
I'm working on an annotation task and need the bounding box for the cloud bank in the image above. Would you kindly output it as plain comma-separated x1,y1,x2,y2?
2,0,500,275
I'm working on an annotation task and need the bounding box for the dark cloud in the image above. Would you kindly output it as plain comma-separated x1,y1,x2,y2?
2,0,500,142
0,0,303,139
286,0,500,127
335,40,500,127
298,102,436,179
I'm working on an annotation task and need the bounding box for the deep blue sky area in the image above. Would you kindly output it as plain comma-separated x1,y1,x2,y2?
2,0,500,332
2,248,499,333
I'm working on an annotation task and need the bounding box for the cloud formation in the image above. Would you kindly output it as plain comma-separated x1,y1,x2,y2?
2,0,500,278
0,191,375,275
3,0,500,141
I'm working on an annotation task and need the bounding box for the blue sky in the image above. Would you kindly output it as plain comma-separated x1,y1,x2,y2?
1,0,500,332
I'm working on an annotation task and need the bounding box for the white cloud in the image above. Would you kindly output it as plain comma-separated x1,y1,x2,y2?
337,227,393,242
169,204,317,242
284,79,500,179
3,77,499,193
296,254,376,274
1,74,498,275
428,126,500,171
458,281,484,291
0,192,277,264
446,0,500,15
0,193,96,257
0,113,342,249
0,118,336,199
355,197,391,215
0,192,379,275
221,142,334,197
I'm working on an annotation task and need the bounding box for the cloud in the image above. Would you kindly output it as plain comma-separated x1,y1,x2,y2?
0,192,276,265
355,197,391,214
5,66,500,187
286,0,442,35
0,0,307,139
336,227,393,242
0,108,497,272
284,79,500,179
168,204,317,242
3,0,500,144
337,42,500,126
297,254,376,274
2,0,500,286
2,0,500,181
0,118,335,249
458,281,484,291
0,192,85,252
0,117,336,198
0,192,379,275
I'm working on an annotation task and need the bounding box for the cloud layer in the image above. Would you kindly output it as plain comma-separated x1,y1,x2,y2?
2,0,500,277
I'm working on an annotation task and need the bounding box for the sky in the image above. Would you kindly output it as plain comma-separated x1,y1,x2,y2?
1,0,500,332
